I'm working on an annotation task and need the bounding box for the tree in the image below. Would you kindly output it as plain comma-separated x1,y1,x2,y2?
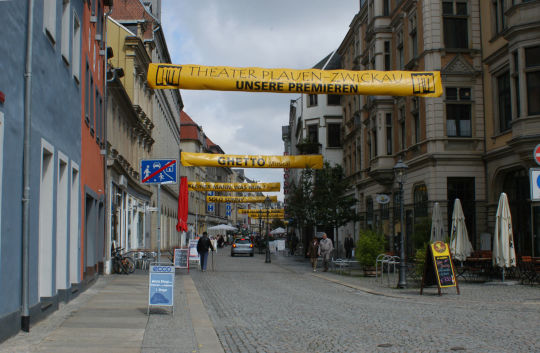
271,218,285,230
312,162,358,256
286,169,315,250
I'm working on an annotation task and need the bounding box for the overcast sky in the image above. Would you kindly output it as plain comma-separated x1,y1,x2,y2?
161,0,359,200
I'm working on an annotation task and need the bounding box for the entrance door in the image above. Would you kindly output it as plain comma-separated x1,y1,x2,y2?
503,169,530,256
447,178,476,246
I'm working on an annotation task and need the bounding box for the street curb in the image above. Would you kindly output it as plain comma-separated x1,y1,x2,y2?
184,276,225,353
312,273,407,299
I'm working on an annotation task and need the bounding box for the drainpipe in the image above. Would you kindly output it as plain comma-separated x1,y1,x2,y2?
21,0,35,332
103,4,112,274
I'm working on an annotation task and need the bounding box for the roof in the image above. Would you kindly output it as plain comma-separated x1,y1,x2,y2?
180,111,200,141
312,51,341,70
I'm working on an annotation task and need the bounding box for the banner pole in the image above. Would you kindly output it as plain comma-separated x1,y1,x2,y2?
157,183,161,263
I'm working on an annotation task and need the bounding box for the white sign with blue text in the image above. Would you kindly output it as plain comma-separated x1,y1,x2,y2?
141,159,177,184
530,169,540,201
148,265,175,307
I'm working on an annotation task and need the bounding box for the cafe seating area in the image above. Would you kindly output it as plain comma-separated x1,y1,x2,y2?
450,251,540,284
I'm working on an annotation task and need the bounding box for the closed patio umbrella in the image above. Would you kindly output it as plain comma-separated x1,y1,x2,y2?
430,202,445,243
450,198,473,262
492,193,516,281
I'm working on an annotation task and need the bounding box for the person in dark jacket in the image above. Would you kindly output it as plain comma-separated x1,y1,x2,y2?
197,232,215,272
307,237,320,272
344,234,355,259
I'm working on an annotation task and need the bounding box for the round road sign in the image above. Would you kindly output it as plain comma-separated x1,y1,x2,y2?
535,144,540,166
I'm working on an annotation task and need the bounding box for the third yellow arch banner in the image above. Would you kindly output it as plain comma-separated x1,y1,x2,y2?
207,196,278,203
148,64,442,97
182,152,323,169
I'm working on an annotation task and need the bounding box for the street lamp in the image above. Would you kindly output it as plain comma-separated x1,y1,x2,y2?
264,196,272,263
393,159,408,289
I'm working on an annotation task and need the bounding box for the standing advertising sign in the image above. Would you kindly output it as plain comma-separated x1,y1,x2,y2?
173,248,189,270
420,241,460,296
148,264,175,315
188,239,200,263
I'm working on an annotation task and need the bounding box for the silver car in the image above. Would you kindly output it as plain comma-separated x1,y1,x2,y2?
231,238,254,257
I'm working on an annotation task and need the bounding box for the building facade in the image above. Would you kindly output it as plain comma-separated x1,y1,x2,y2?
338,0,486,255
110,0,183,253
0,0,86,341
480,0,540,257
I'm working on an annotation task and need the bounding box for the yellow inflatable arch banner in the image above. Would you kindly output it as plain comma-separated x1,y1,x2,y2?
249,214,286,219
182,152,323,169
207,196,278,203
147,64,442,97
188,182,280,192
238,208,285,214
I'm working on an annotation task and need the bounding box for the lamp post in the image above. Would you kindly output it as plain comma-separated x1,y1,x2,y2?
264,196,272,263
393,159,408,289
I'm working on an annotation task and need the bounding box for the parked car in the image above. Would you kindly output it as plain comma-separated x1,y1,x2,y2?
231,238,254,257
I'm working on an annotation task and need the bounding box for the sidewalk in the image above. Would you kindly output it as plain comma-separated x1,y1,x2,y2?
272,252,540,308
0,270,223,353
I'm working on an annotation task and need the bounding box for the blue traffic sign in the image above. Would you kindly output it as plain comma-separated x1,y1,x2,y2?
141,159,177,184
226,203,231,217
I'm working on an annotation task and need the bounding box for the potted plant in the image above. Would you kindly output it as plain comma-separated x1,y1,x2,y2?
356,229,385,276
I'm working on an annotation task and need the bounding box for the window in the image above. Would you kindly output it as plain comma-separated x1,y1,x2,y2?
525,46,540,115
493,0,507,35
327,123,341,148
366,197,373,227
72,13,81,81
383,0,390,16
399,107,406,150
386,113,392,155
413,184,428,218
371,118,378,157
327,95,341,105
43,0,56,43
85,63,90,125
61,0,70,62
397,30,404,70
443,1,468,49
409,14,418,59
307,124,318,143
384,41,391,70
497,72,512,132
446,87,472,137
413,112,420,144
512,51,520,118
308,94,317,107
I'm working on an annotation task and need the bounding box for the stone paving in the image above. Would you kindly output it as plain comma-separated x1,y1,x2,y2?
192,249,540,353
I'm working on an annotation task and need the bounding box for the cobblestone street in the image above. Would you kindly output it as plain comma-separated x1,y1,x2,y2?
192,249,540,353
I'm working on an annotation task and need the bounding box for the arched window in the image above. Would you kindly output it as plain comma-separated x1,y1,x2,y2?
413,184,428,218
366,197,373,228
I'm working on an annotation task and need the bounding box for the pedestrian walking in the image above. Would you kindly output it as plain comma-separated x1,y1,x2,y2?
344,234,355,259
307,237,320,271
319,233,333,272
197,231,215,272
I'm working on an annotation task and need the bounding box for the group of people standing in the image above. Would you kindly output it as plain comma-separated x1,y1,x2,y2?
307,234,355,272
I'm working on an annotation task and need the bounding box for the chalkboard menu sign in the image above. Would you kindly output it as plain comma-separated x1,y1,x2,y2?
420,241,459,295
174,248,189,269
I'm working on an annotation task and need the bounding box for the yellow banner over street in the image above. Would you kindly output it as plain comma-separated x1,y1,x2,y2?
147,64,442,97
181,152,323,169
207,196,278,203
249,214,286,219
238,208,285,214
188,182,280,192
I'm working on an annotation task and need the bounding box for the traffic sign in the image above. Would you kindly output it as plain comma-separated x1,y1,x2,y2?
141,159,177,184
530,169,540,201
534,144,540,166
207,191,215,213
226,203,231,217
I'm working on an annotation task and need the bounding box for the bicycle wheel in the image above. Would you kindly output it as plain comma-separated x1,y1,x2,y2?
124,257,135,273
113,261,124,274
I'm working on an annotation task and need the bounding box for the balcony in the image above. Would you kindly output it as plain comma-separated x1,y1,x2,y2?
295,140,322,155
367,155,395,185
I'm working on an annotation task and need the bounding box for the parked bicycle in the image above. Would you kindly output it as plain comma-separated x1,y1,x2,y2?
112,247,135,274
